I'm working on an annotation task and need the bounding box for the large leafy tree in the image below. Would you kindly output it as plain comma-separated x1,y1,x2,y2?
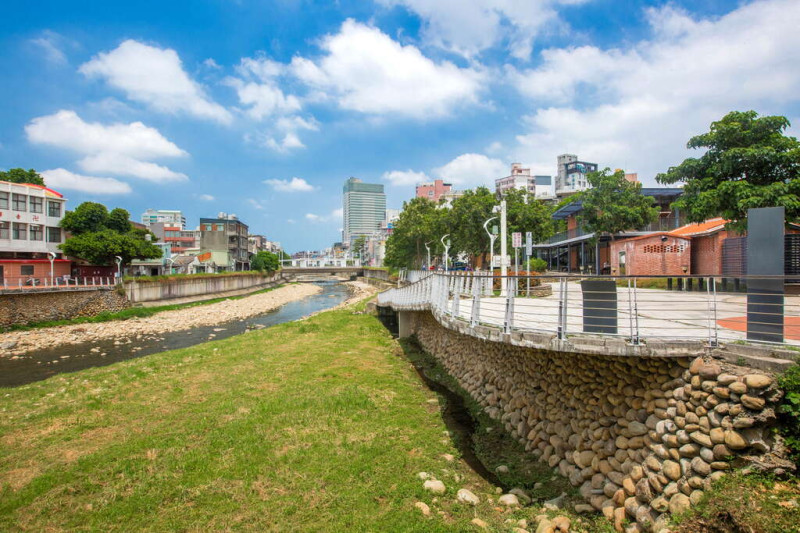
251,251,280,272
657,110,800,231
0,168,45,186
448,187,497,265
60,203,163,265
384,197,446,269
504,188,555,247
578,168,659,236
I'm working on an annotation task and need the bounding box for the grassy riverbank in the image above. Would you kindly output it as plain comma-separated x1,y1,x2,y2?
0,300,586,531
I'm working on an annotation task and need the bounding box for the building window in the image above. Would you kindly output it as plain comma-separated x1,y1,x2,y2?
12,194,26,211
29,225,43,241
30,197,43,213
48,201,61,217
0,222,8,239
12,223,27,240
21,265,34,276
47,227,61,243
0,192,7,209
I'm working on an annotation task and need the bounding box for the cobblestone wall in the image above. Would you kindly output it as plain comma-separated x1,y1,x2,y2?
0,288,128,328
406,311,785,533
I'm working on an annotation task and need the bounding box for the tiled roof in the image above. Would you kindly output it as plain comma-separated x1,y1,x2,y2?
669,218,728,236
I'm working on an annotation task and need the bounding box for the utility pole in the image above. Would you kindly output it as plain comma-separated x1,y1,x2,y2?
500,199,508,296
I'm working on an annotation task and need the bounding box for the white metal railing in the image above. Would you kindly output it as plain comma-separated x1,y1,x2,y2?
377,273,800,347
0,276,117,291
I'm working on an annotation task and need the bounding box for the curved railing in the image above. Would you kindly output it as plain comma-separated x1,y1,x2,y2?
378,272,800,347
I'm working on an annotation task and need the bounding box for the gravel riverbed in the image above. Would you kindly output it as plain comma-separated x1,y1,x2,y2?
0,283,323,357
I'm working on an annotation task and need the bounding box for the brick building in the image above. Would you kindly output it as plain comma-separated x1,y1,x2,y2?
609,233,692,276
415,179,452,203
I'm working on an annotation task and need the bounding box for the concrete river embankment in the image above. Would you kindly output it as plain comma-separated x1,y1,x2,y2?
0,281,352,387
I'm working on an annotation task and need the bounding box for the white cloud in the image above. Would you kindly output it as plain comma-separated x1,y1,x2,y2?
275,116,318,132
510,0,800,182
198,194,215,201
30,30,68,65
290,19,485,118
265,132,305,153
305,208,342,223
434,153,506,188
79,40,232,124
247,198,265,210
26,110,187,183
376,0,585,59
382,169,429,186
203,58,221,69
226,78,302,120
41,168,132,195
78,154,187,182
264,177,315,192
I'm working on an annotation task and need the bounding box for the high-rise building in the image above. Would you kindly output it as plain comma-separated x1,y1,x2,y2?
342,177,386,244
555,154,598,196
141,209,186,230
415,179,452,202
495,163,536,196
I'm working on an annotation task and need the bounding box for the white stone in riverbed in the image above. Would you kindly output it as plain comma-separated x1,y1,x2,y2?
414,501,430,516
457,488,480,505
498,493,520,506
423,480,446,494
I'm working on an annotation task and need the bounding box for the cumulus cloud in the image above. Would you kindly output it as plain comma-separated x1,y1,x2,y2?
265,132,304,153
41,168,132,195
290,19,485,118
510,0,800,182
80,40,232,124
434,153,506,188
26,110,187,183
306,207,343,223
382,169,430,186
264,177,315,192
376,0,585,59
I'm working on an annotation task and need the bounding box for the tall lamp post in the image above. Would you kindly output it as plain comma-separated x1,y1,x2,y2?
483,216,497,271
440,234,451,272
498,200,508,296
47,251,56,286
115,256,123,284
165,257,176,275
424,241,432,270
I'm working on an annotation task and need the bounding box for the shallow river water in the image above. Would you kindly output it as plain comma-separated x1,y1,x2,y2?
0,281,349,388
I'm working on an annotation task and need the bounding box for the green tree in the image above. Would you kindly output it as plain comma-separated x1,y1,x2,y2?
657,110,800,231
251,251,280,272
0,168,45,186
60,202,162,265
384,197,445,269
448,187,497,266
578,168,659,236
504,188,554,247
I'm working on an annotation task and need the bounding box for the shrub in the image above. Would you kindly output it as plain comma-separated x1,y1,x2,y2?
527,257,548,272
776,364,800,465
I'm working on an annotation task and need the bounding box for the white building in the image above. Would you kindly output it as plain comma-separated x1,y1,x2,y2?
555,154,598,197
495,163,536,196
141,208,186,230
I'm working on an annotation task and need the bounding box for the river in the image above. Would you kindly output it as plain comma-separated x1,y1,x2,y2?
0,281,350,387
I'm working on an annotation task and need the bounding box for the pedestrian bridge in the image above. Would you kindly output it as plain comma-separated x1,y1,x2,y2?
377,272,799,368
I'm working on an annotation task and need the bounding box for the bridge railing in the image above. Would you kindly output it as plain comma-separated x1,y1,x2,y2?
377,273,800,347
0,276,117,292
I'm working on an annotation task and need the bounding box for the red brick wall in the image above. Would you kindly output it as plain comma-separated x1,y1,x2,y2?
691,231,728,275
0,260,71,284
610,235,691,276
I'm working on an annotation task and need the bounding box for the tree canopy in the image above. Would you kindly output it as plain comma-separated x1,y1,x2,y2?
60,203,163,265
251,251,280,272
656,110,800,231
384,188,554,269
578,168,659,237
0,168,45,186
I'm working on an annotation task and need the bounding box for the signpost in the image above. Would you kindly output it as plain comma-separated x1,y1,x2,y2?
512,232,522,274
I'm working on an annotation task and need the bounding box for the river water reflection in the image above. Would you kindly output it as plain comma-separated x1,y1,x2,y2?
0,281,349,387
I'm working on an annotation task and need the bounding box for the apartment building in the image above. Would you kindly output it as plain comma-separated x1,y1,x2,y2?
141,208,186,229
0,181,70,283
199,213,250,271
343,177,386,244
495,163,536,196
555,154,598,197
415,179,452,203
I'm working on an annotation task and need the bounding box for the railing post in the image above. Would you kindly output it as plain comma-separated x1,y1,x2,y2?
504,277,516,334
452,273,461,318
471,273,481,327
707,276,719,347
632,278,640,345
557,277,568,340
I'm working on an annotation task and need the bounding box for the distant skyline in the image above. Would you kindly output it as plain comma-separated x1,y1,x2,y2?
2,0,799,252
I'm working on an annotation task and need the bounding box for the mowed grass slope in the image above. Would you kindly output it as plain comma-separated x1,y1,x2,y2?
0,306,524,532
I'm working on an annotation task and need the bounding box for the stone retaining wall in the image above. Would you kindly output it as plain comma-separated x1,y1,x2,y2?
0,288,128,328
405,311,785,533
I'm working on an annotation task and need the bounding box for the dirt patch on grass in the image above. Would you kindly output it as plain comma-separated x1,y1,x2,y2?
1,464,42,491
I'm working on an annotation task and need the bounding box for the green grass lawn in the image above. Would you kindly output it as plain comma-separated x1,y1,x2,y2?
1,301,602,532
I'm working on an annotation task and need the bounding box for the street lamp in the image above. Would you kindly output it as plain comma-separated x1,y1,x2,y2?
47,251,56,286
494,200,508,296
483,216,498,271
424,241,433,270
440,234,451,272
115,256,123,284
165,257,176,275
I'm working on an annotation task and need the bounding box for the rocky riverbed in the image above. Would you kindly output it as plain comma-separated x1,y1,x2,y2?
0,283,323,357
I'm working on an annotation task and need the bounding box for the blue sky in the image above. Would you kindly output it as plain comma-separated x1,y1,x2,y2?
1,0,798,252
